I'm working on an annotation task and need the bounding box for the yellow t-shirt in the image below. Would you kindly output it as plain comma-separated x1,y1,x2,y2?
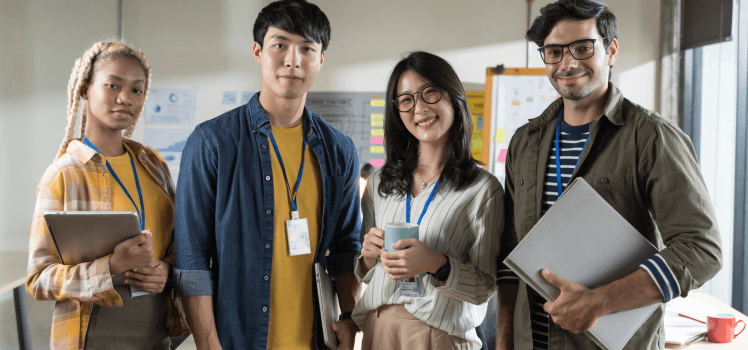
266,122,322,350
105,143,173,260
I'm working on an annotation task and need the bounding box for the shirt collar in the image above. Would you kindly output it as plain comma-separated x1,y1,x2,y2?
247,92,319,136
67,137,145,164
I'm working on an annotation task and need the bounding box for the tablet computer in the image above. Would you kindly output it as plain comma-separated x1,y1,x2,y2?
314,262,340,349
44,211,141,265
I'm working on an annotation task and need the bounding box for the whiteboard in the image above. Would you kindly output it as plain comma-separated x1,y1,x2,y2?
488,74,559,184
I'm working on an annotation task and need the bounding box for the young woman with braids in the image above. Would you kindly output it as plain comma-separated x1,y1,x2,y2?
27,41,188,350
350,51,507,350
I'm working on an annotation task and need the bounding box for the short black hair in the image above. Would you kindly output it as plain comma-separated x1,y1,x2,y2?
526,0,617,50
378,51,480,197
253,0,331,52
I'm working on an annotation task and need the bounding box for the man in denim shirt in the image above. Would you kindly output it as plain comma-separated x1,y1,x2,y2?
173,1,362,349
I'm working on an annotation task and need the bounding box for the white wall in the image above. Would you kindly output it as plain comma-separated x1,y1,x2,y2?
0,0,661,348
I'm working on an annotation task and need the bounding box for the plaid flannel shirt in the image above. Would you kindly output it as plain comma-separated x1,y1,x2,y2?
27,138,189,350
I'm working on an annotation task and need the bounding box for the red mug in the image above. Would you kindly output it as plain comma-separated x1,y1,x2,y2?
707,313,746,343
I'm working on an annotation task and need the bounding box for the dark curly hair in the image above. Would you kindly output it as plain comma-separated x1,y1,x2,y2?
378,51,480,197
526,0,617,52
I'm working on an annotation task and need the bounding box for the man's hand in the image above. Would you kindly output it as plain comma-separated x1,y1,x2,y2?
330,319,358,350
380,238,445,280
542,269,607,333
360,228,384,274
124,260,171,293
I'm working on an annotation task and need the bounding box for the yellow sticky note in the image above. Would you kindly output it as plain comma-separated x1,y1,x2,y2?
370,145,385,154
371,129,384,136
494,129,507,143
370,99,385,107
371,113,384,127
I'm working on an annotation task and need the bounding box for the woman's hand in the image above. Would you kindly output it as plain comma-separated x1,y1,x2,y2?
109,230,156,275
380,238,446,280
360,227,385,274
125,260,172,294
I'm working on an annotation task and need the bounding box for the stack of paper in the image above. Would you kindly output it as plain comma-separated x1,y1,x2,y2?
664,297,718,346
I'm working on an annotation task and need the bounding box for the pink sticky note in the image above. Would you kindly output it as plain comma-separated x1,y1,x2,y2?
370,136,384,144
370,159,384,167
498,149,508,163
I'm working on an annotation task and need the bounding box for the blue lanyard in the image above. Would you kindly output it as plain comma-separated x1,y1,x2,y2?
554,108,590,198
267,119,307,214
83,136,145,230
406,179,439,225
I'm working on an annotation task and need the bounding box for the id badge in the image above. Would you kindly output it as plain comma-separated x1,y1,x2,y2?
397,275,425,297
286,211,312,256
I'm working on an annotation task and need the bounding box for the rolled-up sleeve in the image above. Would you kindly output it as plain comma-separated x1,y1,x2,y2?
325,138,362,277
638,121,722,301
174,125,219,296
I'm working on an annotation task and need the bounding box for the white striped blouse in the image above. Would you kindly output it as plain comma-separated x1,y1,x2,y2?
351,167,504,349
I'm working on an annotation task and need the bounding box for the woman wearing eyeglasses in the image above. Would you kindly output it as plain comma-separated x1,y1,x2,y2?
348,51,505,350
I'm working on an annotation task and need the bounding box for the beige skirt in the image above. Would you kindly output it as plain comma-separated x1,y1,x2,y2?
361,304,477,350
83,283,170,350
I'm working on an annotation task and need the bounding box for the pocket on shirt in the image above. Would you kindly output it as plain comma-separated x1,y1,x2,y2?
585,173,636,223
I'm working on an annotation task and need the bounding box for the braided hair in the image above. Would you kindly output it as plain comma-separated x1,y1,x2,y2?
56,41,151,159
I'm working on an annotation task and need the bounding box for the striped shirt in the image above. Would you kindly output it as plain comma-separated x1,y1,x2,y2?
352,167,504,350
531,120,590,350
26,139,189,350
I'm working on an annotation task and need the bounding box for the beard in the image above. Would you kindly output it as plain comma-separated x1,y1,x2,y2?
551,68,603,101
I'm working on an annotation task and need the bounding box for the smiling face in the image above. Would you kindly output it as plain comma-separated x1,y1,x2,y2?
253,26,325,101
543,18,618,102
396,70,454,147
82,57,146,134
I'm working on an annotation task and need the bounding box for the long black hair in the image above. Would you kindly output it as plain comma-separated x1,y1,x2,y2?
378,51,480,197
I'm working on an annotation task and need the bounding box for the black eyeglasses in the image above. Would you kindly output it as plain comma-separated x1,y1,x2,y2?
392,86,443,112
538,38,599,64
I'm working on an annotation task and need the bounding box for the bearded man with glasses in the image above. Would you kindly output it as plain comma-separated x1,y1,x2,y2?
495,1,722,349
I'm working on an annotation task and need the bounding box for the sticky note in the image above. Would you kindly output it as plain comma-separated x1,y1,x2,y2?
222,91,237,105
370,159,384,167
498,148,508,163
370,136,384,144
371,129,384,136
370,99,385,107
494,129,507,143
371,113,384,127
476,116,484,130
370,146,385,154
241,91,253,105
472,140,483,149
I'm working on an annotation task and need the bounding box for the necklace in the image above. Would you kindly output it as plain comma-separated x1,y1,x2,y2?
415,168,441,190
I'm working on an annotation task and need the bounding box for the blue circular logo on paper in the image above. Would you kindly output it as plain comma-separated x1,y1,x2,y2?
169,93,178,103
154,105,161,113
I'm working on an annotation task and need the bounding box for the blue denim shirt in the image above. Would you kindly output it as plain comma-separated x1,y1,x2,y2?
173,93,362,349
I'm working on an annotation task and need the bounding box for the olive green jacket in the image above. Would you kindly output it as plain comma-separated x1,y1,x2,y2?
502,83,722,350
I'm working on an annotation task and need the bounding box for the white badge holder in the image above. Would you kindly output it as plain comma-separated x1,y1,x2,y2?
286,211,312,256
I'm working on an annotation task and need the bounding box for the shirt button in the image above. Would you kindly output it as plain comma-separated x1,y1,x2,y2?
264,275,269,281
253,128,257,132
266,209,272,215
262,307,268,312
265,244,270,249
601,178,609,184
265,175,271,181
265,124,270,129
261,144,267,150
520,180,524,185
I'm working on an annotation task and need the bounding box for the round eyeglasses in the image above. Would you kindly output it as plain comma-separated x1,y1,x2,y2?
393,86,443,112
538,38,599,65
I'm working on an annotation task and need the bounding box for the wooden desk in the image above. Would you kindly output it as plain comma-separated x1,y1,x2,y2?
0,251,30,350
666,291,748,349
